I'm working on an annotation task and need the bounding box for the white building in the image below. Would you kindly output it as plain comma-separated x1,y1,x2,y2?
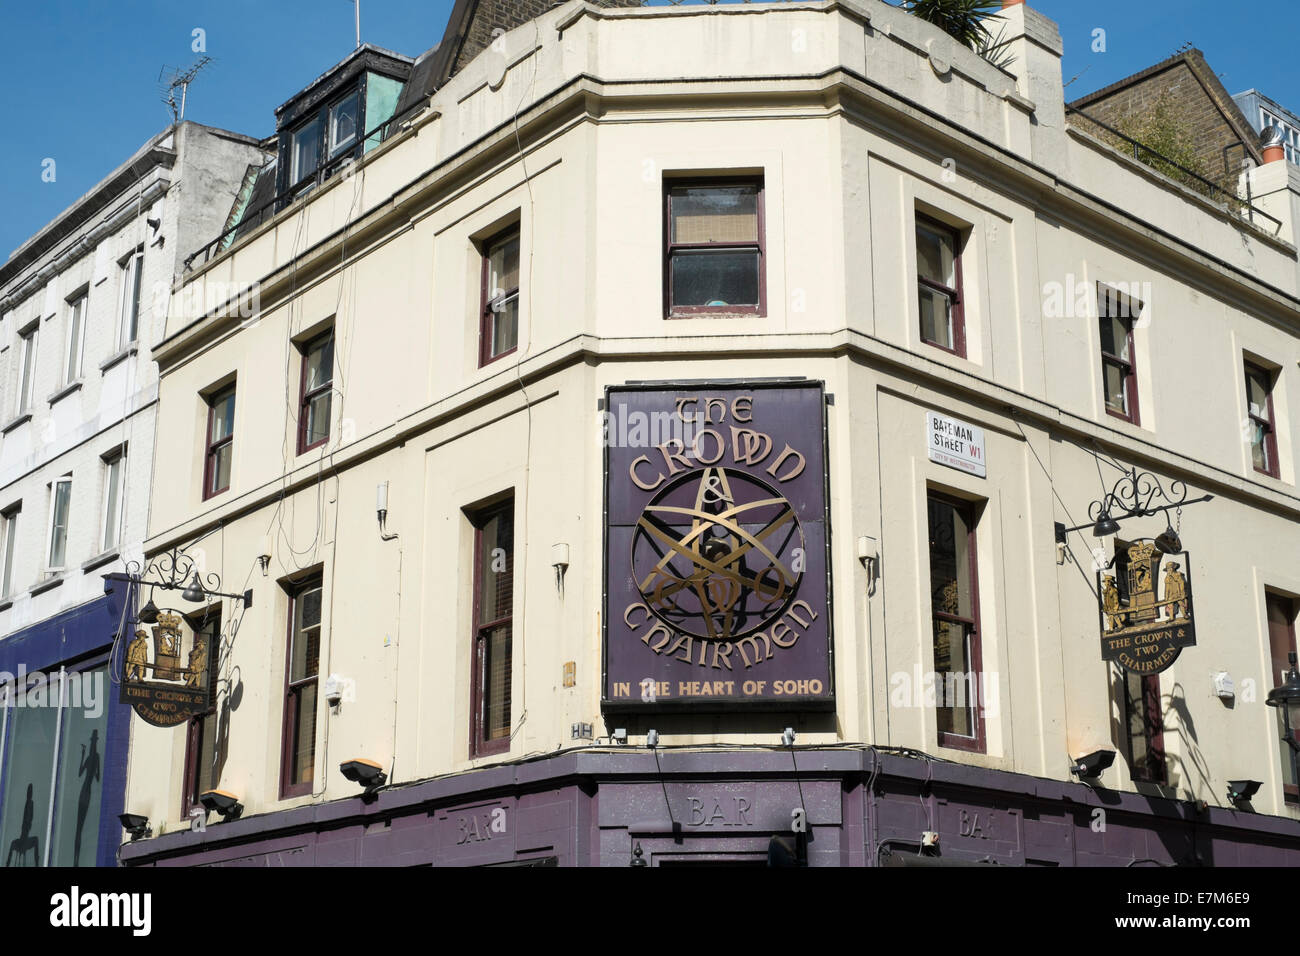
0,122,267,867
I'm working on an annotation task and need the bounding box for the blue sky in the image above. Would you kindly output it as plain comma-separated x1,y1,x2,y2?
1,0,1296,259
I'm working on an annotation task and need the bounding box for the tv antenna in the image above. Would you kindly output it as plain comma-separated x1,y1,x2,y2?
158,56,213,124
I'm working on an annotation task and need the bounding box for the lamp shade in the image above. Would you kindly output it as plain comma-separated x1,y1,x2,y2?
1266,653,1300,709
181,573,205,603
1092,513,1121,537
1153,526,1182,554
138,599,160,625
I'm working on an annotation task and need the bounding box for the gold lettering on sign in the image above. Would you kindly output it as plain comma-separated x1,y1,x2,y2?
658,439,694,477
735,632,772,668
771,618,798,648
630,456,664,491
691,429,725,465
766,443,806,482
787,600,818,628
731,427,773,466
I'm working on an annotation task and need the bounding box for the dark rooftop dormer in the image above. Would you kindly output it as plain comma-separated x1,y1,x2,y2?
273,44,413,201
194,44,414,267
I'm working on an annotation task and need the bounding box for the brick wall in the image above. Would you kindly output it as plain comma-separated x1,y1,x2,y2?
1071,60,1249,181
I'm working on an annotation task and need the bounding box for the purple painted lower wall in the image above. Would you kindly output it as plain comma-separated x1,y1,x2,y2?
118,748,1300,867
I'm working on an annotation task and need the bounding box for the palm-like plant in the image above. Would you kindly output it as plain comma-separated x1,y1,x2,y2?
901,0,1003,51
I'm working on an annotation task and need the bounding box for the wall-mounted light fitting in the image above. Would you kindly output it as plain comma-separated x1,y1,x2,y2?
1226,779,1262,805
856,535,878,591
647,729,659,748
612,728,628,745
257,533,273,576
340,758,388,800
552,542,570,593
1069,749,1116,780
1266,652,1300,793
198,789,243,821
118,812,151,841
782,727,796,747
377,482,398,541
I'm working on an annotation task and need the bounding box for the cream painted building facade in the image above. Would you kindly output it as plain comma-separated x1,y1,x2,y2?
119,1,1300,866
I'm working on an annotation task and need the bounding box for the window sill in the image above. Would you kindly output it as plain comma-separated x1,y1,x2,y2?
48,379,84,406
99,342,139,374
1104,408,1142,429
665,310,765,321
920,339,968,361
0,411,33,435
82,549,121,573
478,345,519,369
30,574,65,596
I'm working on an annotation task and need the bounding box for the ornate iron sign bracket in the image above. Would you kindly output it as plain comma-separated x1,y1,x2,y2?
1054,466,1213,543
103,548,252,609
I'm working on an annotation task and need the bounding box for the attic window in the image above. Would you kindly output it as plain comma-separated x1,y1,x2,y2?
329,92,359,156
291,116,322,185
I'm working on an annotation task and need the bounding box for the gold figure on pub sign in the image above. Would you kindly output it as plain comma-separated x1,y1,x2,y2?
185,638,208,689
1163,562,1188,620
152,612,183,680
125,628,150,682
1102,575,1123,631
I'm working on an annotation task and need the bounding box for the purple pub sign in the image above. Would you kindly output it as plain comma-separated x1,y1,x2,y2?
603,381,834,711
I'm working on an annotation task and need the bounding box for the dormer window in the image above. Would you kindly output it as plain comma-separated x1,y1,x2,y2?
277,59,408,201
197,49,411,265
284,85,373,194
329,91,359,157
290,115,322,186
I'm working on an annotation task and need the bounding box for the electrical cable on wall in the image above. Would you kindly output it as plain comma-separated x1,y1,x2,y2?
501,18,542,747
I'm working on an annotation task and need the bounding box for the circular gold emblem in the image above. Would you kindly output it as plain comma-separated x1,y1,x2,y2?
631,466,803,641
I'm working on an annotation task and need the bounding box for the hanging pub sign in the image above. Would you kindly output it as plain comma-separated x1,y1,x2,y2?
1096,539,1196,674
603,381,834,710
120,610,213,727
104,548,249,727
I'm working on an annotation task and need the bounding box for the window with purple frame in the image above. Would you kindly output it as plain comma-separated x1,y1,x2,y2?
664,180,764,317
